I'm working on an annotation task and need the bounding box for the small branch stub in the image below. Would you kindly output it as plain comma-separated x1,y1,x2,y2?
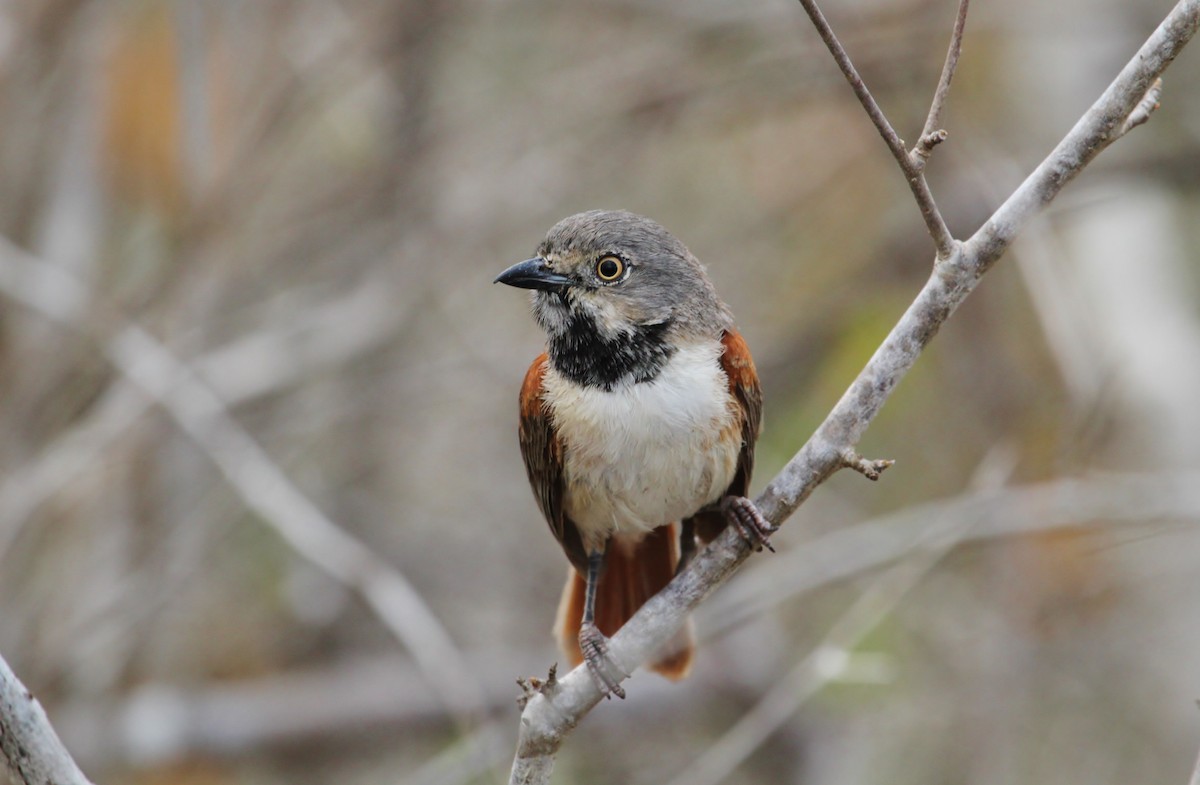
912,129,949,165
841,450,895,481
916,0,970,157
517,664,560,710
1119,77,1163,136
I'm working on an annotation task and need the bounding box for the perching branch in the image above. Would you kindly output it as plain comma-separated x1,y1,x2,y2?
1119,76,1164,137
707,468,1200,639
0,652,96,785
668,486,985,785
509,1,1199,782
666,450,1011,785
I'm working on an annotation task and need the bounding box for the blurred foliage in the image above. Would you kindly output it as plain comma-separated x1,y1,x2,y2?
0,0,1199,784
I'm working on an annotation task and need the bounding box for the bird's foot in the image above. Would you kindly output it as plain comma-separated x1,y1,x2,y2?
723,495,776,553
579,622,626,699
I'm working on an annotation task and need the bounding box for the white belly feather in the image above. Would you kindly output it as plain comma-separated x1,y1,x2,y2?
544,341,740,552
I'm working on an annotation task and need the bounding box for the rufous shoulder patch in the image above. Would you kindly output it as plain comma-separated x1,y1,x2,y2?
519,353,550,418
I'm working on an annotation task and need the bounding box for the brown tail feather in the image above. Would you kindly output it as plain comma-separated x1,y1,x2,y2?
553,523,695,681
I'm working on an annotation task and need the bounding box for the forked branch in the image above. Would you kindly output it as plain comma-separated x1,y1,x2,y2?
794,0,959,259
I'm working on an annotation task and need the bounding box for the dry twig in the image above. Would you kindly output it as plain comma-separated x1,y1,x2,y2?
913,0,970,167
794,0,957,258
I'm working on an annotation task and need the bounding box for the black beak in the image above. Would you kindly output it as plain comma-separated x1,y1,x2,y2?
493,258,574,292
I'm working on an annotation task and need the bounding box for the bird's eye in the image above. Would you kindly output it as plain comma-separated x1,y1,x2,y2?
595,255,625,282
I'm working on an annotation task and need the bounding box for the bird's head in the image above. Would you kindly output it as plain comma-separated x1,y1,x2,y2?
494,210,731,349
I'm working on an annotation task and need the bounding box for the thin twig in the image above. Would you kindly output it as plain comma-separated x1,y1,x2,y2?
0,651,96,785
508,2,1199,780
794,0,957,259
914,0,971,167
963,12,1194,272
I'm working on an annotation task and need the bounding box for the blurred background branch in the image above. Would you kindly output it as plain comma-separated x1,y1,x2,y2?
0,235,487,723
29,466,1197,777
662,448,1005,785
0,0,1198,784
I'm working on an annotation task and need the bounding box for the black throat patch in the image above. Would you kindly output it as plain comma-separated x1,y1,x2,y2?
548,311,674,391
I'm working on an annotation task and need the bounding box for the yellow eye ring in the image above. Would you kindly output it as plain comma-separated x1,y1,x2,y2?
596,255,625,282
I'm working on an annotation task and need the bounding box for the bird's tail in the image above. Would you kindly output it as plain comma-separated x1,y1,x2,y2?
553,523,694,680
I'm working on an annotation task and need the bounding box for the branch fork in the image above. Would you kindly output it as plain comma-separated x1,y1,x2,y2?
796,0,970,261
911,129,949,167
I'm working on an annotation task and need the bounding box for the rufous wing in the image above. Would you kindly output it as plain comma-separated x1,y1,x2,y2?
689,329,763,544
518,353,587,573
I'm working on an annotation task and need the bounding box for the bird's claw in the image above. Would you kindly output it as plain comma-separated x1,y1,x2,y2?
579,622,626,699
723,496,776,553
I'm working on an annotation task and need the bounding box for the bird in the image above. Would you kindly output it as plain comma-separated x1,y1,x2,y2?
495,210,769,698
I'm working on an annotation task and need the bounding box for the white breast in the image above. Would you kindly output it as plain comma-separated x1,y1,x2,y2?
544,341,740,552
